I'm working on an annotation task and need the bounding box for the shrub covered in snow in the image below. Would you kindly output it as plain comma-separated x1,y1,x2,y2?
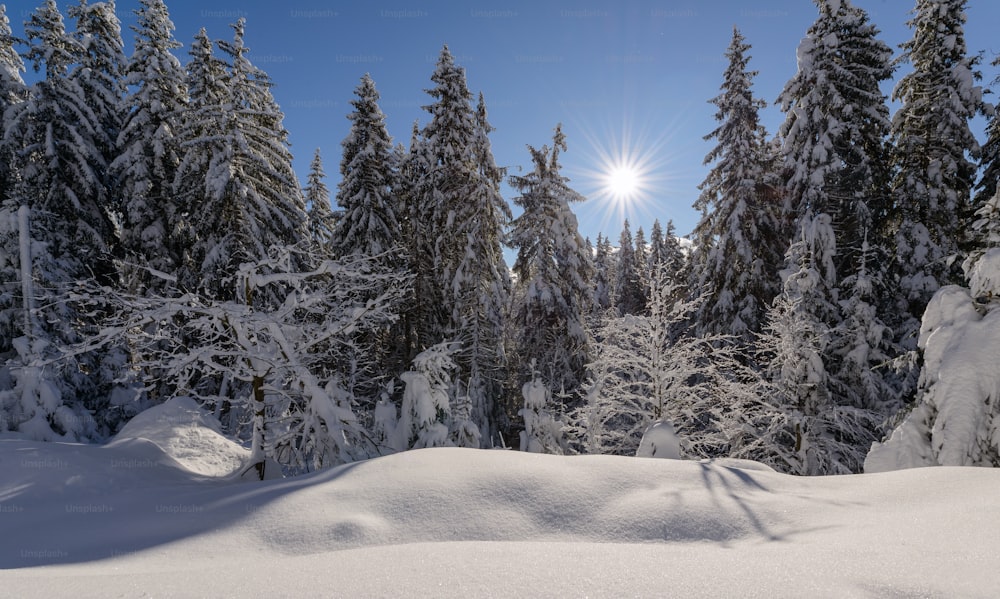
866,283,1000,471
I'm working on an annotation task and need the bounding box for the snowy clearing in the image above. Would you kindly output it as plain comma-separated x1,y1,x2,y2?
1,399,998,598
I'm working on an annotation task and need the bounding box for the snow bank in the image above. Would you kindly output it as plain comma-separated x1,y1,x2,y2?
635,420,681,458
109,396,249,477
866,285,1000,471
2,429,1000,596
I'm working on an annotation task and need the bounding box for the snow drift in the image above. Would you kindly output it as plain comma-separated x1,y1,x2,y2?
866,251,1000,472
1,397,999,597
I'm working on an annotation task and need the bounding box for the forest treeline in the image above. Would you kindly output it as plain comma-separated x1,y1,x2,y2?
0,0,998,477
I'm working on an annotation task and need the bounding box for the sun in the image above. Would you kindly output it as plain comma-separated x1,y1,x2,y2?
603,162,644,202
562,111,687,237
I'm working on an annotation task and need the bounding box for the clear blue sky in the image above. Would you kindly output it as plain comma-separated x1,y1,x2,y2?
10,0,1000,243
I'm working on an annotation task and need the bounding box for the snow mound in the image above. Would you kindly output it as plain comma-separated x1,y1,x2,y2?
242,449,782,556
109,397,249,477
2,440,1000,596
635,420,681,458
867,285,1000,471
968,247,1000,298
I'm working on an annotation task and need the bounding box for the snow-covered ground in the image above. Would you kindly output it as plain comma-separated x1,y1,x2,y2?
1,398,998,598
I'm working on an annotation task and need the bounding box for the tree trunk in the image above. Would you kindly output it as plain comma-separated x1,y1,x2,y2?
18,205,34,342
250,374,266,480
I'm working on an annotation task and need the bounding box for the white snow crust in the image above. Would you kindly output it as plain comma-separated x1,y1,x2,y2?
1,395,998,597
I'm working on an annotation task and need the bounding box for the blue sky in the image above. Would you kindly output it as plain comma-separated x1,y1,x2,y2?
10,0,1000,244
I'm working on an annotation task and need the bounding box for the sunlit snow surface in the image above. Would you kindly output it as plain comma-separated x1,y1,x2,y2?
1,398,998,598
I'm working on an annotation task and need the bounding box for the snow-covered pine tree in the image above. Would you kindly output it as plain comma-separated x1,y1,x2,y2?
458,91,512,443
331,74,408,416
777,0,898,403
409,45,477,351
829,236,895,414
174,20,309,304
172,27,228,293
591,233,613,315
761,213,838,475
976,56,1000,210
650,220,687,284
508,124,593,400
395,119,440,364
647,221,665,273
762,212,883,474
765,0,896,473
304,148,336,248
0,0,119,440
778,0,893,265
633,226,649,312
112,0,187,293
0,3,25,208
412,47,512,443
332,73,399,260
891,0,983,342
614,220,644,315
692,27,782,345
644,219,688,314
0,3,27,349
68,0,125,198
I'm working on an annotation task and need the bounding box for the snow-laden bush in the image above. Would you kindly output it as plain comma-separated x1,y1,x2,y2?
56,246,409,477
396,343,460,450
866,283,1000,471
519,369,565,455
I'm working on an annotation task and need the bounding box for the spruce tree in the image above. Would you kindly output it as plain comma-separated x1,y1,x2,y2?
508,124,592,398
633,226,649,312
112,0,187,291
172,27,228,294
7,0,115,275
891,0,983,340
332,73,399,259
1,0,117,440
591,233,613,315
829,237,895,413
458,91,512,441
0,2,26,350
396,120,439,363
174,20,308,303
331,74,407,414
976,57,1000,209
761,212,848,474
68,0,125,194
765,0,896,470
647,221,665,273
692,27,782,344
0,3,26,208
778,0,893,256
304,148,336,248
413,47,512,442
614,220,644,315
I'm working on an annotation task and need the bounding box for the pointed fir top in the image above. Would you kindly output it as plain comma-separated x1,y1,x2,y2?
551,123,567,169
0,4,26,89
426,43,470,102
306,148,329,198
354,72,380,104
437,44,454,67
132,0,178,43
24,0,80,80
